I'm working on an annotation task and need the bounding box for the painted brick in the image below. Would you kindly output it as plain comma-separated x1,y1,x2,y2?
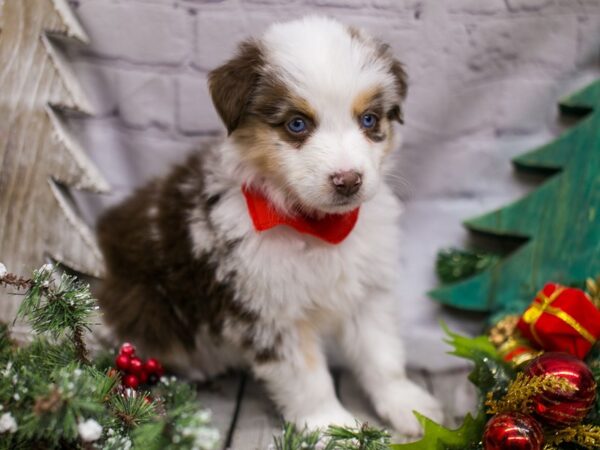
447,0,507,14
576,14,600,67
70,61,119,116
75,1,192,65
176,74,222,133
69,118,200,190
304,0,365,8
505,0,554,11
405,77,558,141
193,10,253,71
459,16,578,79
118,70,175,129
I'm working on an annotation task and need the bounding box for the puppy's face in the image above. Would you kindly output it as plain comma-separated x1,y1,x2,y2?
209,17,407,215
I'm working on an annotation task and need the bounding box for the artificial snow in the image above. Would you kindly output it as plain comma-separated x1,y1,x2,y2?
0,412,18,434
0,262,6,278
78,418,102,442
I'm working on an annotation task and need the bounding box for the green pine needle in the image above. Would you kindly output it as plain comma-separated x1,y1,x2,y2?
272,422,390,450
436,248,499,285
1,265,219,449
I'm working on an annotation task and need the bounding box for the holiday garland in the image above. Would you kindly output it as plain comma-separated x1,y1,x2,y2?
0,263,218,450
4,259,600,450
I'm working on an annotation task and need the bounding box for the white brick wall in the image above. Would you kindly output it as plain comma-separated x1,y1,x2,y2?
64,0,600,370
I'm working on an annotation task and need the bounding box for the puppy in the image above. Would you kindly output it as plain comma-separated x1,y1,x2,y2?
97,16,443,435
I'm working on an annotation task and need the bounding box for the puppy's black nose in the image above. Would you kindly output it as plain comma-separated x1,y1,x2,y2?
331,171,362,196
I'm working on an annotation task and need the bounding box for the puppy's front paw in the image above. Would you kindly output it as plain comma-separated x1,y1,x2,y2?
373,379,443,437
296,406,357,431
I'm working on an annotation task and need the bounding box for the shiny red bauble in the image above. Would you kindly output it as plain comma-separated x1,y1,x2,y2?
123,374,140,389
115,354,131,371
144,358,164,377
483,413,544,450
524,352,596,427
119,342,136,357
129,356,144,375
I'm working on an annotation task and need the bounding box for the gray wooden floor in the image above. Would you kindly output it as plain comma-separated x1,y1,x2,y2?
197,367,477,450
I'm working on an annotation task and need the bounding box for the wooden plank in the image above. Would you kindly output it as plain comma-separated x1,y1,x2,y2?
196,374,244,450
428,368,478,428
228,374,283,450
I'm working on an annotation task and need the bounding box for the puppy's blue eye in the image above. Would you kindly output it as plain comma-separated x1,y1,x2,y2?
286,117,307,134
360,113,377,129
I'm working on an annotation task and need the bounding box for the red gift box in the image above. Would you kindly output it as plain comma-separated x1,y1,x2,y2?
517,283,600,359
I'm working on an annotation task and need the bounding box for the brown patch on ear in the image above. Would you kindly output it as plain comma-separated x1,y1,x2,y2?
389,59,408,100
375,41,408,124
208,39,264,134
388,59,408,124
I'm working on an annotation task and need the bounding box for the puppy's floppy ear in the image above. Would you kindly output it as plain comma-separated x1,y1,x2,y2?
208,39,263,135
387,59,408,124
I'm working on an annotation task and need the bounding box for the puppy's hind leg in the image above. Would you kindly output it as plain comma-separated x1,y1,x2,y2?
251,321,355,431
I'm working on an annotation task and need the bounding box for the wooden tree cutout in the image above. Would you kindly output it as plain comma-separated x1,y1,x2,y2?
0,0,109,315
430,80,600,318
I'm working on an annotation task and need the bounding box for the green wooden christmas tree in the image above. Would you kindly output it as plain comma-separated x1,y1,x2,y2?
430,79,600,318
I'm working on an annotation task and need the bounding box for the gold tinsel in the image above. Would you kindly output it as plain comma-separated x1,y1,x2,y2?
486,372,577,415
489,315,520,346
543,424,600,449
488,315,540,366
586,276,600,309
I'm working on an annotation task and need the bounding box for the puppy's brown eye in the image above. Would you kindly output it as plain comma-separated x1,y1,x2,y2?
286,117,308,134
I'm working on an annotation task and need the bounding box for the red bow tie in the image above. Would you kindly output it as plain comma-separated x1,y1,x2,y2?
242,187,359,245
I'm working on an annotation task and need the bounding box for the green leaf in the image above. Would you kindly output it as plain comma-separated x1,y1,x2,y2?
443,325,514,398
391,412,486,450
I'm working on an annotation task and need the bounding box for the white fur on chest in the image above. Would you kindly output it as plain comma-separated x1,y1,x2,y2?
208,182,402,327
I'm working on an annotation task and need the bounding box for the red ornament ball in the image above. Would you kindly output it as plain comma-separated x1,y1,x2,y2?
115,354,131,372
138,370,149,384
129,357,144,375
123,374,140,390
483,413,544,450
119,342,136,357
144,358,164,377
524,352,596,427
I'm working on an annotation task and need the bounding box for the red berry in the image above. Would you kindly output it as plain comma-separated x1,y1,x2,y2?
123,374,139,389
115,354,131,372
139,370,149,384
119,342,136,357
129,357,144,374
143,395,153,404
144,358,164,376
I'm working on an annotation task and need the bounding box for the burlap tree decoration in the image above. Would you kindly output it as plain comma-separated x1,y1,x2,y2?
0,0,109,317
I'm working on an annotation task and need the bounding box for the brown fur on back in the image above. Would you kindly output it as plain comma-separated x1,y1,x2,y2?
96,153,243,356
